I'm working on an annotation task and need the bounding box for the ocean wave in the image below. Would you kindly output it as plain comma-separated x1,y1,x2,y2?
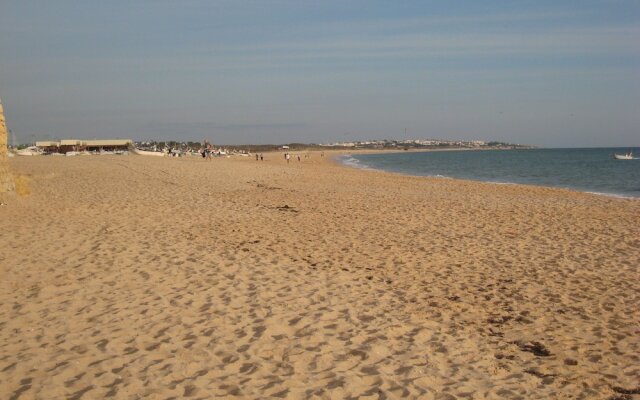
485,181,516,185
585,191,637,200
339,155,371,170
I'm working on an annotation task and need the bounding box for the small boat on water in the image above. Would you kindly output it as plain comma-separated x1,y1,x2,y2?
613,152,634,160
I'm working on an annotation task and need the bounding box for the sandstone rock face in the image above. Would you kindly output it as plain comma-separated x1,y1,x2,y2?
0,99,15,193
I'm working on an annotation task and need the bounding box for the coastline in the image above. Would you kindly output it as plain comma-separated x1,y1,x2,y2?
333,150,640,201
1,154,638,399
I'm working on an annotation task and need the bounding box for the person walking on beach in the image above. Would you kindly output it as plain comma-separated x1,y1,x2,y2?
256,153,259,161
297,155,301,162
260,153,263,161
286,153,290,163
203,139,212,160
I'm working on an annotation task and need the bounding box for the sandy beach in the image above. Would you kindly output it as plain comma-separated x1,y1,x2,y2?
1,152,638,399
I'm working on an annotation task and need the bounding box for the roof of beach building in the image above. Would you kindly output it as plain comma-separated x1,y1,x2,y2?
60,140,82,146
83,139,132,146
37,139,133,147
35,141,59,147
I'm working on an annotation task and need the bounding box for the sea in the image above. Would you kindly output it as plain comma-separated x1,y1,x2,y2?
340,148,640,199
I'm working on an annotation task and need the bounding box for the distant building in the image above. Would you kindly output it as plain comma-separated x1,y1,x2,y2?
35,139,132,154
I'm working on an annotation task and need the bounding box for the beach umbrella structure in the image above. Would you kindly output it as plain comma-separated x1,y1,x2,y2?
0,98,15,194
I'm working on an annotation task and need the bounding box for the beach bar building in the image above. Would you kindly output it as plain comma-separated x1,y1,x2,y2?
36,139,132,154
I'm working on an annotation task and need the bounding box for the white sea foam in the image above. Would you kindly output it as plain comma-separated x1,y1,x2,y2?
486,181,516,185
585,191,637,200
339,155,371,170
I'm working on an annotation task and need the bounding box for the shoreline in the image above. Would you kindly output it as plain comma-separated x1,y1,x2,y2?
1,154,638,399
332,150,640,201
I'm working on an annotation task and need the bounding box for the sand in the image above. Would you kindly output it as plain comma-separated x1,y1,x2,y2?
1,152,638,399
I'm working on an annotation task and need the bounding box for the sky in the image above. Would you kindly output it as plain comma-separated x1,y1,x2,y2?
0,0,638,147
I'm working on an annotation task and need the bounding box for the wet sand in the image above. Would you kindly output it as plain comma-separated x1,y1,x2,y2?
1,152,638,399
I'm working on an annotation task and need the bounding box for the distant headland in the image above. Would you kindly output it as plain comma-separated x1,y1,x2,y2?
131,138,535,154
11,137,535,156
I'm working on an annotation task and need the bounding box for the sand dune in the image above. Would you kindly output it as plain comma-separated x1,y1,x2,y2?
1,153,638,399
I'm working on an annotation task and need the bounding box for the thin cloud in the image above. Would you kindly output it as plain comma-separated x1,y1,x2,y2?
143,121,307,132
7,25,634,73
218,25,639,55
